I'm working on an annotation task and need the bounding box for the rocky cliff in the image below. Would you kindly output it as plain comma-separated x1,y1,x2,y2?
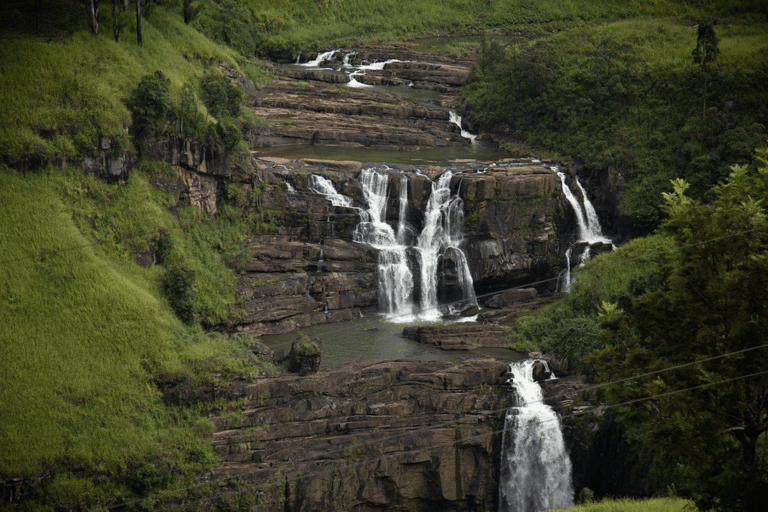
197,358,511,511
224,156,572,335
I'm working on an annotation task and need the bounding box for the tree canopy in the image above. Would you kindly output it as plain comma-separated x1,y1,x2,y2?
588,149,768,511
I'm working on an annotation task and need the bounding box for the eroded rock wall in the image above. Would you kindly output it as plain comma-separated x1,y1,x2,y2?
206,359,510,511
226,157,573,334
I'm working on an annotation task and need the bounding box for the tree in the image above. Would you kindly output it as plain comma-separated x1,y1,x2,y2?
588,149,768,511
136,0,142,47
112,0,129,42
127,71,174,147
87,0,99,34
692,23,720,121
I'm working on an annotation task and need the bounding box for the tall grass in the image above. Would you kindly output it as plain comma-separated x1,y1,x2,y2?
0,165,276,507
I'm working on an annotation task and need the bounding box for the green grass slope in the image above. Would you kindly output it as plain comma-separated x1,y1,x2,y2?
0,5,270,166
557,498,697,512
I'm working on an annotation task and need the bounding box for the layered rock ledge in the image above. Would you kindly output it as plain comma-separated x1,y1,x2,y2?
204,358,511,511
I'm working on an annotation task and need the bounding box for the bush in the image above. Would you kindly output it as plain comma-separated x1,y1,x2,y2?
200,73,243,119
128,71,175,143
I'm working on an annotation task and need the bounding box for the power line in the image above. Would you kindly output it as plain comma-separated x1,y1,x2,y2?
104,366,768,511
1,224,765,414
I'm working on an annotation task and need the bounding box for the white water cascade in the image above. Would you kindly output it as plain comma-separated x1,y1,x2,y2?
309,175,355,208
353,167,414,316
499,359,574,512
307,167,478,321
556,171,613,291
415,171,477,319
449,110,478,143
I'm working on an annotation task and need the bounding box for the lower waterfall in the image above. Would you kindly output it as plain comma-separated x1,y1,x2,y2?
499,359,574,512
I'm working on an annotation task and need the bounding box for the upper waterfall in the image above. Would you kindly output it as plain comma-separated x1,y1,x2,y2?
310,167,477,321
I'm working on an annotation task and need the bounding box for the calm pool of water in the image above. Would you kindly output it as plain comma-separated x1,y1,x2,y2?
261,315,525,369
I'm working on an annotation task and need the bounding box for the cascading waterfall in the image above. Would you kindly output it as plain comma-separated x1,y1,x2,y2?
309,175,355,208
415,171,477,319
556,171,613,291
353,168,414,316
449,110,478,143
311,168,477,320
298,49,339,67
499,359,574,512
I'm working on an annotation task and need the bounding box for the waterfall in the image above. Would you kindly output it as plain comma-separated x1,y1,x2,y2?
298,49,338,68
499,359,574,512
449,110,478,143
557,172,588,241
556,171,613,291
414,171,477,319
317,167,475,321
309,175,354,208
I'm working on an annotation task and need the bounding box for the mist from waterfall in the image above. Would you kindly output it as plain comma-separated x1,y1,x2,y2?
499,359,574,512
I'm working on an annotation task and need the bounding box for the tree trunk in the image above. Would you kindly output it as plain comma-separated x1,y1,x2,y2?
88,0,99,35
183,0,192,24
112,0,120,42
136,0,142,47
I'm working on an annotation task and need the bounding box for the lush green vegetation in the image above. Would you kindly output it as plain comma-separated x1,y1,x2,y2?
0,165,277,508
0,4,279,508
516,149,768,511
1,1,767,509
0,2,272,167
556,497,697,512
462,14,768,233
187,0,766,56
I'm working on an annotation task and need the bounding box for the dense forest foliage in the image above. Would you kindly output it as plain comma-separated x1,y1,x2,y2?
461,18,768,234
517,150,768,510
1,0,766,510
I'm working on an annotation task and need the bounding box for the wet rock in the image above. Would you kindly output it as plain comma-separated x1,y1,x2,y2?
532,360,551,382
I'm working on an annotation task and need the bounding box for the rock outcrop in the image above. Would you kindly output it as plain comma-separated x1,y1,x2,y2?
204,358,511,511
227,157,572,335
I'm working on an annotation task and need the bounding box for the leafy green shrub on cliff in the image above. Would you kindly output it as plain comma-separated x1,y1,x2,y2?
129,70,176,143
514,234,675,373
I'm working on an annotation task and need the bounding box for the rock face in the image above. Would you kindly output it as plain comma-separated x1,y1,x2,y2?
250,76,468,150
206,359,511,511
229,157,572,334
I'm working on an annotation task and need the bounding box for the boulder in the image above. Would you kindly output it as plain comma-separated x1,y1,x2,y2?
287,336,322,375
532,360,551,382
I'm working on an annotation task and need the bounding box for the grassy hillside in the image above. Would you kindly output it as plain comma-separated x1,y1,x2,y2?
0,166,278,507
0,6,277,508
188,0,767,55
556,498,697,512
0,3,271,167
